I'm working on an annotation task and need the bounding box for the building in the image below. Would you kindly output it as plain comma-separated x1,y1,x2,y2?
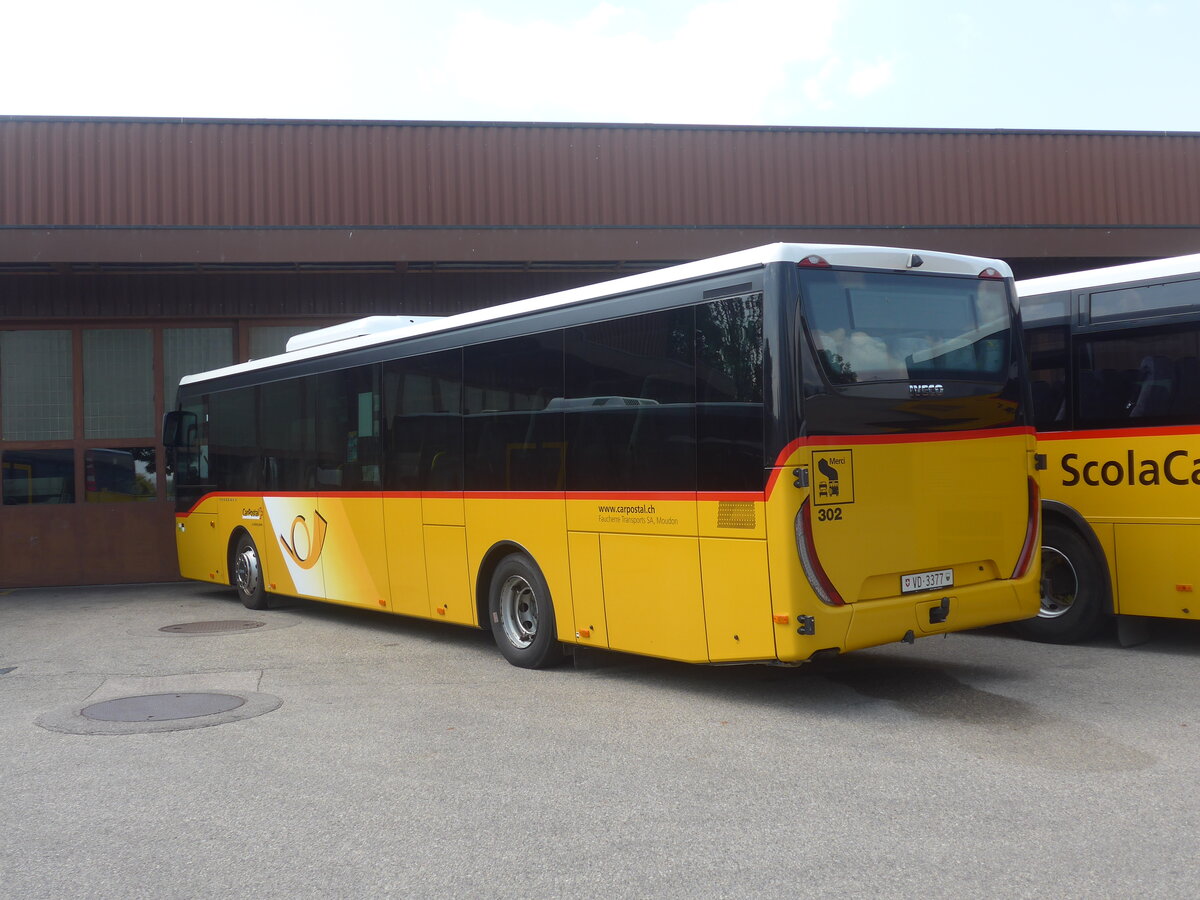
4,116,1200,587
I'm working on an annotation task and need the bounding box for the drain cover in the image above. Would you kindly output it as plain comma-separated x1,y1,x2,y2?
159,620,266,634
81,692,246,722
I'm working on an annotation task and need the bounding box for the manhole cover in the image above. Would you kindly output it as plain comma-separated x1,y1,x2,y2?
81,692,246,722
159,620,266,634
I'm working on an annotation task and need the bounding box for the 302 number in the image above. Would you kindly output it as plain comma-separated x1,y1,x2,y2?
817,507,843,522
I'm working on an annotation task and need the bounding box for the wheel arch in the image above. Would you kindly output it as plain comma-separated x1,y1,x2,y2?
474,540,541,629
1041,500,1115,616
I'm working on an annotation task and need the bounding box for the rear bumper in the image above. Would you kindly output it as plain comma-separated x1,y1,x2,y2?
778,569,1041,661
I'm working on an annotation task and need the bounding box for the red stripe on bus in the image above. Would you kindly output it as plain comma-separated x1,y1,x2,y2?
174,428,1029,517
770,425,1034,468
1035,425,1200,441
176,488,768,517
175,490,308,517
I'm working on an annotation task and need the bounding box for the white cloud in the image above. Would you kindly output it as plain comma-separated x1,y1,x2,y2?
0,0,356,118
847,59,894,98
802,58,841,111
442,1,846,125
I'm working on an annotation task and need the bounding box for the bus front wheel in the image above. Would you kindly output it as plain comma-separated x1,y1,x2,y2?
488,554,565,669
233,533,270,611
1013,520,1107,643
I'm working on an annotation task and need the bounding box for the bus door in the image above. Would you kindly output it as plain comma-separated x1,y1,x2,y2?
421,451,470,625
311,368,391,612
383,352,468,624
167,396,226,583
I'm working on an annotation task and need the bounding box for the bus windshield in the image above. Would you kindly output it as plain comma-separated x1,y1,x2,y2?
803,269,1012,384
800,268,1023,434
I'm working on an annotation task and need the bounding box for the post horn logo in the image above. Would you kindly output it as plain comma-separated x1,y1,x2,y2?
279,511,328,570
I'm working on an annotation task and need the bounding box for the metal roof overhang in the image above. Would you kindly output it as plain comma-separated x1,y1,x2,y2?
5,225,1200,268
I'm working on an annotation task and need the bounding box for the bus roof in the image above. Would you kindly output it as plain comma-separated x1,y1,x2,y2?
180,241,1011,387
1017,252,1200,297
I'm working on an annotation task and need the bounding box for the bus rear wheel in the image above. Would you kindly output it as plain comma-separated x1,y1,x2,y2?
1013,520,1107,643
488,554,565,669
233,533,269,611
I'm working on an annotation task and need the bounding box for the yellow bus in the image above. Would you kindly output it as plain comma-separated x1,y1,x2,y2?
163,243,1041,668
1019,253,1200,642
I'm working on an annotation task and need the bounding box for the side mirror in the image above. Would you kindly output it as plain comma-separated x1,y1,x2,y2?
162,410,196,447
162,411,182,446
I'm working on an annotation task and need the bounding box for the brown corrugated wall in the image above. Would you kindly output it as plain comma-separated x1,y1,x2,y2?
5,117,1200,590
4,118,1200,229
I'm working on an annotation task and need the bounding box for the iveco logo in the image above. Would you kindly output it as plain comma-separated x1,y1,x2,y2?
909,383,945,397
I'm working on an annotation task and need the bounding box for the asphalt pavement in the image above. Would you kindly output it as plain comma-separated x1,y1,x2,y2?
3,581,1199,898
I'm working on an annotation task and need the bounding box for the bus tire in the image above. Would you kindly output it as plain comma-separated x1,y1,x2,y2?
233,533,270,611
1012,520,1107,643
488,554,566,669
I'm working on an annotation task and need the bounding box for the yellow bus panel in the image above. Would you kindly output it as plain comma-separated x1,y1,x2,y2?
601,533,707,663
423,494,464,526
319,496,390,611
565,497,698,537
566,531,609,648
697,498,766,540
699,537,774,661
384,496,430,618
423,525,473,625
176,510,224,584
1114,523,1200,620
261,496,325,600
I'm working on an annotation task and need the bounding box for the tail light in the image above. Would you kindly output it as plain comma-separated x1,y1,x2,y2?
978,267,1004,279
797,255,830,268
795,499,844,606
1011,476,1040,578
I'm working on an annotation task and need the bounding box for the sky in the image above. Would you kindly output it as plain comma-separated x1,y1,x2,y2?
2,0,1198,131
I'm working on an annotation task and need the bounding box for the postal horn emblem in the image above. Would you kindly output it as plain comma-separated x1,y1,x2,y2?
280,511,328,570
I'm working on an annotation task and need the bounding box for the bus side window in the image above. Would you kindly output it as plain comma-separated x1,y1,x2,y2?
382,349,463,492
696,293,765,491
463,335,562,492
1075,324,1200,428
1026,325,1069,430
210,386,261,492
564,308,696,492
315,365,381,491
1171,355,1200,418
260,378,314,492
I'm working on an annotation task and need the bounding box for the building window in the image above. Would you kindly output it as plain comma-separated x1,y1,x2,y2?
0,330,74,441
83,329,154,439
84,447,158,502
2,449,75,505
164,328,234,410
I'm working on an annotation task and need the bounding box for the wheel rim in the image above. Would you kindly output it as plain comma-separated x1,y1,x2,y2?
235,545,261,598
1038,545,1078,619
498,573,539,649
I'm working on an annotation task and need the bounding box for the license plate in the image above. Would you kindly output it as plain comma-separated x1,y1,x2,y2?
901,569,954,594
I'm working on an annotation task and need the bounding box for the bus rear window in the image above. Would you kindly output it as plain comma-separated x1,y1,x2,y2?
802,270,1012,385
